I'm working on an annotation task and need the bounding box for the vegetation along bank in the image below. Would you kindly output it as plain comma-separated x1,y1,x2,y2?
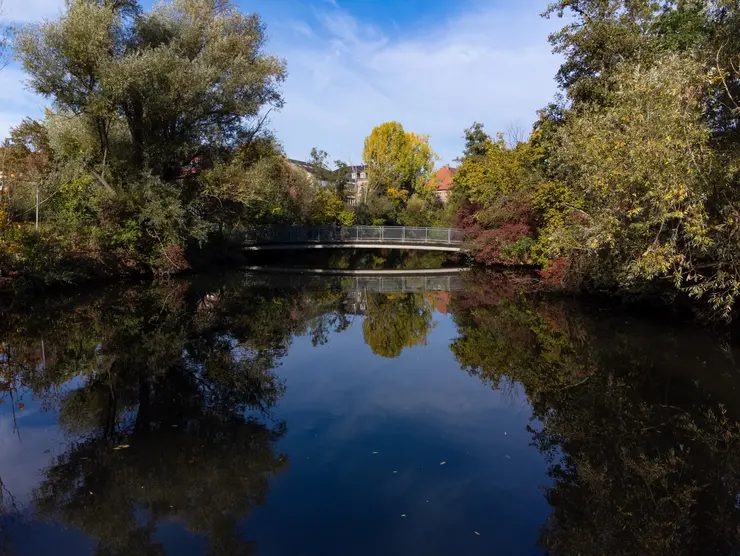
0,0,738,321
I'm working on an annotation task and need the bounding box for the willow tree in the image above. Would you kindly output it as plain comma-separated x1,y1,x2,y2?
16,0,286,184
13,0,287,273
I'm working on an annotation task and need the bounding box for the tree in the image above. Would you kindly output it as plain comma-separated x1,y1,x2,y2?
307,147,353,202
542,0,738,131
462,122,493,159
453,131,540,265
307,148,331,184
2,119,54,220
7,0,289,276
543,0,666,104
362,122,437,199
539,56,719,299
16,0,286,182
333,161,351,201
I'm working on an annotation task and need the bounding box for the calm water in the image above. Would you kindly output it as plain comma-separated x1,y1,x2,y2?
1,270,740,555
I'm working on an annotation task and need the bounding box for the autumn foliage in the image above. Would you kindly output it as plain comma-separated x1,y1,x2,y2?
451,1,740,320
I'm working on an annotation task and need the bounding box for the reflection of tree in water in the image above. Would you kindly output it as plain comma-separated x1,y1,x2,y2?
362,293,435,358
449,271,740,556
0,276,352,555
36,419,285,556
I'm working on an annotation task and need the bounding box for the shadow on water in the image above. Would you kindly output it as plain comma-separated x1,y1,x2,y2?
1,269,740,554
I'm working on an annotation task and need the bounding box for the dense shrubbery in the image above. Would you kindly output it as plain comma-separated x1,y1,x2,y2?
452,1,740,320
0,0,358,288
3,0,740,322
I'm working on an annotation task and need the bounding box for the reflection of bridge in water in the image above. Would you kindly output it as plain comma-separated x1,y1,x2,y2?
337,274,462,294
244,268,464,316
244,226,465,252
244,267,464,293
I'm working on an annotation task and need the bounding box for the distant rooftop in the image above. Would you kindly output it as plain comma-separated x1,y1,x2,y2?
435,165,457,191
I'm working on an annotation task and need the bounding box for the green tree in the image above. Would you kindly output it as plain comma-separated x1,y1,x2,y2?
16,0,286,181
452,131,540,265
307,147,353,204
540,56,720,299
462,122,492,159
332,160,352,202
543,0,665,104
11,0,287,275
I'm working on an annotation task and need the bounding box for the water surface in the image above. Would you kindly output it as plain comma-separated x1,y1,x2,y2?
1,270,739,555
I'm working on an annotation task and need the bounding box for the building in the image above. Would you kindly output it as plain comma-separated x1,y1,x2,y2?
434,165,457,203
347,164,369,205
287,159,327,187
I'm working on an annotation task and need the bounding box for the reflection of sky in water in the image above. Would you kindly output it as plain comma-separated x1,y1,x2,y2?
0,373,92,510
0,307,551,556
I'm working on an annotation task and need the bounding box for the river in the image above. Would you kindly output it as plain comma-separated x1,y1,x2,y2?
1,269,739,555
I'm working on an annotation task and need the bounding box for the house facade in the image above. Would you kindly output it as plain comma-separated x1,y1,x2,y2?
347,164,369,205
434,165,457,203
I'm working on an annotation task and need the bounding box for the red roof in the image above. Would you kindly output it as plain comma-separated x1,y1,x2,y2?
435,165,457,191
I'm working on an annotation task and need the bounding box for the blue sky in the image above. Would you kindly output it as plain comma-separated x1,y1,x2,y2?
0,0,563,165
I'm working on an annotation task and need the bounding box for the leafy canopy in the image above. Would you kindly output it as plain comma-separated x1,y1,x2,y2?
362,121,437,199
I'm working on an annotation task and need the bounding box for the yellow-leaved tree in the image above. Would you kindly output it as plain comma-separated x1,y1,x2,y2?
362,122,437,200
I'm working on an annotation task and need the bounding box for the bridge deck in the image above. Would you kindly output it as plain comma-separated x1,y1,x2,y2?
244,226,465,252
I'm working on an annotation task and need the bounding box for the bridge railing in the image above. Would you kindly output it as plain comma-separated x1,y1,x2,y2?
247,226,465,245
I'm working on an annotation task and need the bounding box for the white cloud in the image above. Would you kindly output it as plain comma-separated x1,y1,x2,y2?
271,0,563,165
0,0,564,164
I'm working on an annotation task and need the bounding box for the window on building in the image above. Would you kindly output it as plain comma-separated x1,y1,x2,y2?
360,172,367,179
351,173,357,179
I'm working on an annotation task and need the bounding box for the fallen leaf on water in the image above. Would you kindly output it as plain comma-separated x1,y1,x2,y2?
372,451,379,454
401,514,406,517
474,531,481,536
505,455,511,459
393,470,398,474
114,444,130,450
439,461,446,466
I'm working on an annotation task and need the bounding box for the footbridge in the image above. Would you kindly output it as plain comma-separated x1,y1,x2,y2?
244,226,465,252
